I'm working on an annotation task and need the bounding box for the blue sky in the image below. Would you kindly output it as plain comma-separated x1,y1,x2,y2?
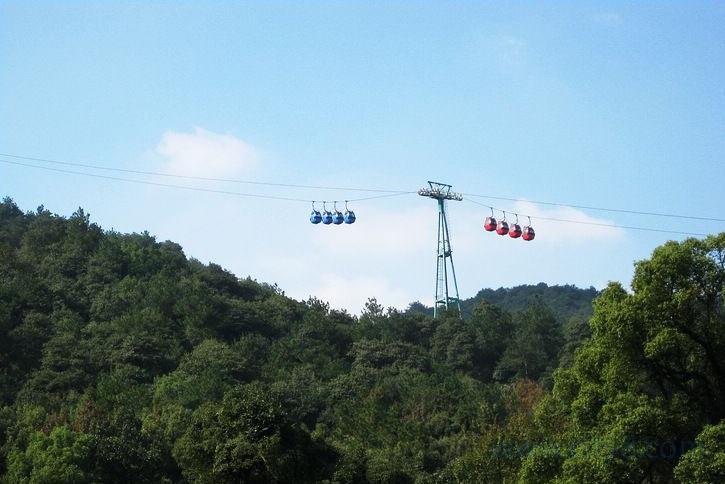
2,2,724,312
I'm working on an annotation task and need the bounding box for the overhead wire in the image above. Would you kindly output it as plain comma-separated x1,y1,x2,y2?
462,192,725,223
0,158,412,204
465,197,710,237
1,151,721,222
0,151,719,236
0,152,414,195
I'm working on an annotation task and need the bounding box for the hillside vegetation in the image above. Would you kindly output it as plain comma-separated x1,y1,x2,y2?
0,198,723,483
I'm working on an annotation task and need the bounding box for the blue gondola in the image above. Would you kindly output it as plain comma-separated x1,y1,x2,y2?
332,210,344,225
310,210,322,224
322,210,333,224
344,210,356,224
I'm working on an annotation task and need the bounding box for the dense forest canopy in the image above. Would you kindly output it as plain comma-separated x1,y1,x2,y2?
0,197,723,483
408,284,597,323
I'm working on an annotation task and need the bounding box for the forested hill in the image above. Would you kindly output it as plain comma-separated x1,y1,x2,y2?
1,198,724,483
408,283,598,322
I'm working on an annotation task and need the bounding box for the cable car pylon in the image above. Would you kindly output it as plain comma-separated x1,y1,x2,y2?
418,181,463,318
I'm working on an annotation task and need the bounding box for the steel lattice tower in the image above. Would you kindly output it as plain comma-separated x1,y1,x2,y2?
418,181,463,318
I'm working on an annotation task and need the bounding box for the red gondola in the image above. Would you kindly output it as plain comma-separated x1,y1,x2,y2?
508,214,521,238
496,220,509,236
522,225,535,241
484,208,497,231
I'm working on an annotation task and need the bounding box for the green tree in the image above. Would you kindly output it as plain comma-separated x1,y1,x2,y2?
6,426,95,484
6,198,716,484
674,421,725,484
154,339,257,410
521,234,725,482
494,300,562,383
173,383,335,483
470,301,514,381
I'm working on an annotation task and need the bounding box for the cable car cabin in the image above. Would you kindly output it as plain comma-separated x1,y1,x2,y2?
322,211,333,225
484,217,497,231
332,211,344,225
522,226,535,241
344,211,356,224
509,223,522,238
496,220,509,235
310,210,322,224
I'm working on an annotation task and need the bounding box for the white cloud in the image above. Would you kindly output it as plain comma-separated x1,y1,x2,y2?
490,34,527,67
593,12,623,27
268,205,437,311
450,202,631,299
156,127,257,177
140,185,634,314
142,169,630,314
312,273,414,313
299,201,625,311
422,201,625,260
311,205,435,257
509,200,626,243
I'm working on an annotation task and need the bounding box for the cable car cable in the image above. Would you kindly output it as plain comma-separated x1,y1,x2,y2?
465,198,709,237
1,158,713,236
2,151,721,225
0,152,414,195
462,192,725,223
0,158,412,204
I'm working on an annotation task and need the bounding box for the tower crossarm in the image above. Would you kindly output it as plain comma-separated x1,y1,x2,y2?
417,181,463,201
